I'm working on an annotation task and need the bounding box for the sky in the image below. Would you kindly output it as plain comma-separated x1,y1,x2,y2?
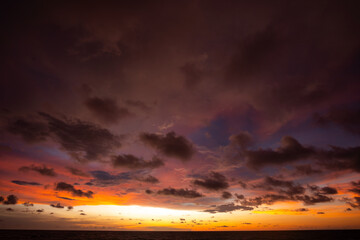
0,0,360,231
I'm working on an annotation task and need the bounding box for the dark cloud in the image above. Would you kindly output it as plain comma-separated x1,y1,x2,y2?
238,181,247,189
180,62,203,88
36,209,44,213
85,97,132,124
203,203,253,214
6,117,49,143
233,135,360,173
157,188,203,198
246,136,315,170
0,196,3,202
55,182,93,198
296,194,333,205
57,196,75,201
221,191,232,199
229,132,253,150
349,180,360,194
67,206,73,210
256,176,305,196
235,194,245,200
316,145,360,173
136,175,159,184
6,208,14,211
80,213,86,215
145,189,153,194
294,208,309,212
11,180,42,186
3,195,18,205
140,131,195,161
88,170,131,187
193,172,229,191
50,203,64,208
23,202,34,207
112,154,164,169
347,197,360,209
39,112,121,162
317,212,325,214
19,164,57,177
238,194,290,207
319,187,338,195
66,167,90,177
314,106,360,135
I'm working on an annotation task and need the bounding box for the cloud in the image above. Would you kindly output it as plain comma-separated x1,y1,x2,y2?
23,202,34,207
55,182,93,198
3,195,18,205
11,180,42,186
157,188,203,198
229,132,253,150
112,154,164,169
135,175,159,184
231,135,360,173
0,196,3,202
261,176,305,196
57,196,75,201
316,145,360,173
145,189,153,194
39,112,120,162
85,97,132,124
319,187,338,195
88,170,131,187
294,208,309,212
203,203,253,214
36,209,44,213
140,131,195,161
66,167,90,177
349,181,360,194
238,181,247,189
345,197,360,209
50,203,64,208
317,212,325,214
314,106,360,135
6,117,49,143
296,194,333,205
19,164,56,177
6,208,14,211
221,191,232,199
235,194,245,200
245,136,315,170
193,172,229,191
238,194,290,207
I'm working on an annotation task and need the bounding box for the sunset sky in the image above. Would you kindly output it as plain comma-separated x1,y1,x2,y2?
0,0,360,231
